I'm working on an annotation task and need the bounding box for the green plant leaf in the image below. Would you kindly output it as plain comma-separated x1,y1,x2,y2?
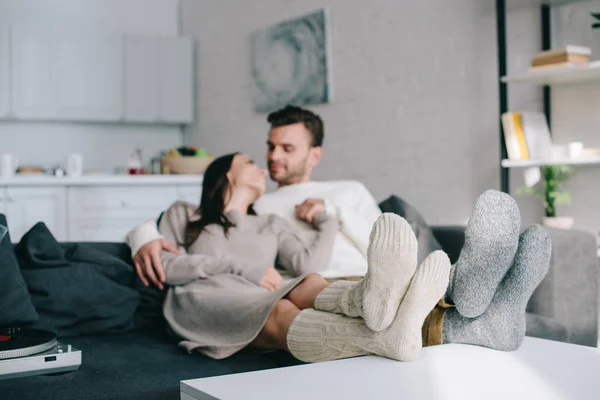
593,22,600,28
592,12,600,20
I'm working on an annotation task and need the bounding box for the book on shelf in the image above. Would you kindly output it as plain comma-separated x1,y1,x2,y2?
501,112,553,161
530,45,591,70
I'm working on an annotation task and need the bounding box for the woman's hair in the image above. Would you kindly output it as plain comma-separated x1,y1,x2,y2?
184,152,256,248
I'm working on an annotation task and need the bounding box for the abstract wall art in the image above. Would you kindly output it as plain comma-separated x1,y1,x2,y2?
251,9,332,112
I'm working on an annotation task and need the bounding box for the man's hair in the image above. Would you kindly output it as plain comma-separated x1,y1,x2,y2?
267,105,324,147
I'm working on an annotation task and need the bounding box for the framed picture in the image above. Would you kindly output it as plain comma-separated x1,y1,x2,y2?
251,9,333,112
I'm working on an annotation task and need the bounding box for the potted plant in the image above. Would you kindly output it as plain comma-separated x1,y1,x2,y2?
592,12,600,29
518,165,573,229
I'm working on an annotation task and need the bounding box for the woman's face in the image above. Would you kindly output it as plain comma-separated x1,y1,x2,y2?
227,154,267,198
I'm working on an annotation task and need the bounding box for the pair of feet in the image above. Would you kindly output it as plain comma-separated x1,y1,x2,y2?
288,190,552,363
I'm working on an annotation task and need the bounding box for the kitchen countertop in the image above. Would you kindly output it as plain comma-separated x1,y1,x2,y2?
0,174,204,186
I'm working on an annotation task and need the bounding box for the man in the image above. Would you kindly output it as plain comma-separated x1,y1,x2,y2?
128,105,382,287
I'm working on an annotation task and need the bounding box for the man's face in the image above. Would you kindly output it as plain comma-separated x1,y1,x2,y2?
266,122,322,187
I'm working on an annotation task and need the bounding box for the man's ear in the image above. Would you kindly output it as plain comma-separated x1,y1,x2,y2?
309,146,323,168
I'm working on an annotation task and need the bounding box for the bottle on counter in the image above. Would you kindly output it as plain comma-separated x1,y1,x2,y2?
128,149,144,175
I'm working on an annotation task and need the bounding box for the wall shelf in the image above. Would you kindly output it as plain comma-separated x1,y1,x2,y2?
502,61,600,85
501,156,600,168
538,0,590,5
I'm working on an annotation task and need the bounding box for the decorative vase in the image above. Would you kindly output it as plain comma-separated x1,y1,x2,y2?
542,216,574,230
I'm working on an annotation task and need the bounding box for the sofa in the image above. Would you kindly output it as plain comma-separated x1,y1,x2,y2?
1,203,598,400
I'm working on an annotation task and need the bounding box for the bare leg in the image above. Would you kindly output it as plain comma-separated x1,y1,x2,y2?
285,274,330,310
250,299,301,351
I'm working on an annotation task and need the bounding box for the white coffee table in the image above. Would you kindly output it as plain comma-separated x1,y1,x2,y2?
181,337,600,400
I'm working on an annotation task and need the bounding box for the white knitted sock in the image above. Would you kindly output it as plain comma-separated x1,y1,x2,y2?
390,250,451,360
289,251,451,363
314,213,418,332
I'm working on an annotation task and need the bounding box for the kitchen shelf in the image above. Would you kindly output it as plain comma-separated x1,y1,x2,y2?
538,0,591,5
502,61,600,85
501,156,600,168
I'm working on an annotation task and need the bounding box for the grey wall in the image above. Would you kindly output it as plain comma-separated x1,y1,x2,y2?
0,0,183,173
182,0,500,226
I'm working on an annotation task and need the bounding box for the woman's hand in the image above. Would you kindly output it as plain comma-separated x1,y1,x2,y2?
260,267,284,291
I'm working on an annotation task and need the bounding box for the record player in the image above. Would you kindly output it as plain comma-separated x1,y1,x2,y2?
0,328,81,380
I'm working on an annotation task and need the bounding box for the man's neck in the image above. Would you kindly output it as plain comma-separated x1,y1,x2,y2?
277,177,312,189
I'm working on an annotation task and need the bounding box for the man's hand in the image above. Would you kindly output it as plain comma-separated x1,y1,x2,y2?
295,198,326,224
260,267,284,291
133,238,180,289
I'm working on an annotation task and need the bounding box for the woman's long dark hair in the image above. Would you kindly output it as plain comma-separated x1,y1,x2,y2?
184,152,256,248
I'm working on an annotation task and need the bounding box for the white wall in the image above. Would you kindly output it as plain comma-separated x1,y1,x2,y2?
0,0,183,172
181,0,500,226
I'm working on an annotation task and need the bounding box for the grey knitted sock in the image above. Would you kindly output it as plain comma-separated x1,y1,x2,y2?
448,189,521,318
315,213,418,331
443,225,551,351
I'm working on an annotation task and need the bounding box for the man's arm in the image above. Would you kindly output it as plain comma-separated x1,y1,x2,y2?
125,220,164,258
325,182,382,256
125,217,179,289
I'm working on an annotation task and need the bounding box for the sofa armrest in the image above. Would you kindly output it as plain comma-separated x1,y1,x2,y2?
528,228,598,347
431,226,465,265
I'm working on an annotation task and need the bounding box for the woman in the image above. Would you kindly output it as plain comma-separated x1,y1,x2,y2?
159,153,451,362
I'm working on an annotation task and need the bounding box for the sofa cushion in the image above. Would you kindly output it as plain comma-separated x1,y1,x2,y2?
525,313,568,342
379,195,443,264
0,330,302,400
15,222,139,337
0,214,38,328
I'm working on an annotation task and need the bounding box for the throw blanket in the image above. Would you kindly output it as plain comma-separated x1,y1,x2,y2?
15,223,140,337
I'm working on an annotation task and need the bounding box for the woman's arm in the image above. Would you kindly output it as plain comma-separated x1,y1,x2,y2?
158,202,265,286
276,213,338,277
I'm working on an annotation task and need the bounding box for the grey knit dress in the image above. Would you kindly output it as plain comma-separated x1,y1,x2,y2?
159,202,338,359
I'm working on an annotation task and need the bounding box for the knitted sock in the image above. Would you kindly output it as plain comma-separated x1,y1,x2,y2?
289,251,450,362
448,189,521,318
443,225,551,351
314,213,418,331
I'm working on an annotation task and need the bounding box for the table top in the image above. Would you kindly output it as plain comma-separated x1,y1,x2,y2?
181,337,600,400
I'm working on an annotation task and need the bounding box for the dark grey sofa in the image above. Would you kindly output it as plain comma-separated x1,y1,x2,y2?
2,227,598,400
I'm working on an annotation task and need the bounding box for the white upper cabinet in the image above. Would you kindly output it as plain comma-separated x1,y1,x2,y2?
124,35,194,124
0,26,10,118
6,26,194,124
158,37,194,124
124,35,159,122
52,32,123,121
11,26,53,119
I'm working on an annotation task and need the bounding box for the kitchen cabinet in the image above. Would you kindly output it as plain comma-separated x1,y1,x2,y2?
0,179,202,243
4,187,67,242
124,35,159,122
11,27,53,119
52,32,123,121
0,26,10,118
7,25,194,124
124,35,194,124
158,37,194,123
0,188,5,214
